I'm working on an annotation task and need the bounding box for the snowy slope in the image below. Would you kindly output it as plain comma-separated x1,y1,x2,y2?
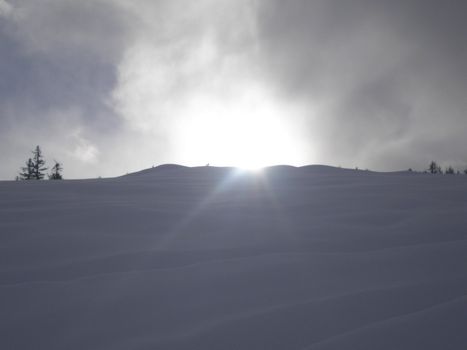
1,165,466,349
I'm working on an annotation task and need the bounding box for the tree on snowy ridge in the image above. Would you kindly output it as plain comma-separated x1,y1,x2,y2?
19,158,35,180
445,166,455,175
428,161,442,174
31,145,47,180
18,145,47,180
49,161,63,180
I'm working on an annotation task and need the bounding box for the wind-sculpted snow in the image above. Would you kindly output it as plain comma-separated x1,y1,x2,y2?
1,165,466,349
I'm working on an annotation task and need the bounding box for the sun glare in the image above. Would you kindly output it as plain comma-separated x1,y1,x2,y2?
174,85,305,169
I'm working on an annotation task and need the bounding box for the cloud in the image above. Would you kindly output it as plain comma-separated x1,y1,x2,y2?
254,0,467,170
2,0,467,179
70,131,100,164
112,0,260,133
0,0,131,178
0,0,12,17
110,0,308,167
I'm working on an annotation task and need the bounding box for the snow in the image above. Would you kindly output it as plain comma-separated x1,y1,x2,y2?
1,165,466,349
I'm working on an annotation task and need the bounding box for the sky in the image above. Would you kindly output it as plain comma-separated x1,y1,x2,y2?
1,0,467,179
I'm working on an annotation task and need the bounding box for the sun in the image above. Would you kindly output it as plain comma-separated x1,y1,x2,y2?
174,85,305,169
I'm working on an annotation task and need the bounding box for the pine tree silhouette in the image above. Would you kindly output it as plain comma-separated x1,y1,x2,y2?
49,161,63,180
19,158,35,180
31,145,47,180
19,146,47,180
445,166,455,175
428,161,442,174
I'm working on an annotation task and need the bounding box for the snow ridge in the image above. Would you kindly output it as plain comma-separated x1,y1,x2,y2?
1,165,466,349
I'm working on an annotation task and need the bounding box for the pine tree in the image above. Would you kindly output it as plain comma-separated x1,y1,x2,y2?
31,145,47,180
19,146,48,180
428,161,442,174
445,166,455,175
19,158,35,180
49,161,63,180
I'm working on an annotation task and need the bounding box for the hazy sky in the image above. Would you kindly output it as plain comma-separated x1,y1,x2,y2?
1,0,467,179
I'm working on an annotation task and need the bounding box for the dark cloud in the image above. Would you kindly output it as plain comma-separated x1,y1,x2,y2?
0,0,132,178
255,0,467,170
1,0,129,118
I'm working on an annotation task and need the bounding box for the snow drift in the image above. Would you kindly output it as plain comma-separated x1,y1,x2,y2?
1,165,466,349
